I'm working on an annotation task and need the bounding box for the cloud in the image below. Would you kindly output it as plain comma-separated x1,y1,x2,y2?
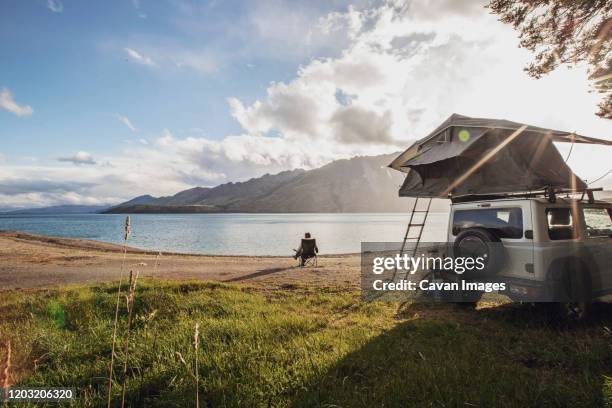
228,1,611,142
0,179,94,195
0,176,105,209
0,139,224,207
122,44,216,73
132,0,147,19
172,50,217,74
218,0,611,185
47,0,63,13
116,114,138,132
58,151,97,165
153,129,336,181
170,0,368,64
0,88,33,117
331,105,393,144
228,82,325,137
124,47,156,66
403,0,487,20
240,1,367,60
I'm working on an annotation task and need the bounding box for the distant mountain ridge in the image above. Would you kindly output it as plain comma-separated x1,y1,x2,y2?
106,153,414,213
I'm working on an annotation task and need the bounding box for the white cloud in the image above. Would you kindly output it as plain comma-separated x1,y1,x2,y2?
154,129,344,181
173,50,216,74
47,0,63,13
224,0,611,182
242,1,367,60
0,140,216,207
132,0,147,19
0,88,33,117
58,151,97,165
116,114,138,132
121,44,216,74
170,0,368,64
124,47,156,66
331,105,393,144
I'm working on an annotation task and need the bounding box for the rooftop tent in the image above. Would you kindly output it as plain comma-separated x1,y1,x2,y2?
389,114,612,198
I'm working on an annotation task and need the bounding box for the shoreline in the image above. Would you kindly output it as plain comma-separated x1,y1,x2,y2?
0,230,360,258
0,230,360,290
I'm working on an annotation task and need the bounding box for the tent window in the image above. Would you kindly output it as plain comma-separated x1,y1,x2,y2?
436,129,450,144
546,208,578,240
452,207,523,239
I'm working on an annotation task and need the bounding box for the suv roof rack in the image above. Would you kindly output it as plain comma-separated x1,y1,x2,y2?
450,187,603,204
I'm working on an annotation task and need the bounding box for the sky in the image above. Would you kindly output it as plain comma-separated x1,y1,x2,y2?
1,0,611,209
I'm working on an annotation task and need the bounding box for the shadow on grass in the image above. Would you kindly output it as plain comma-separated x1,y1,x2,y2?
289,301,612,408
223,267,289,283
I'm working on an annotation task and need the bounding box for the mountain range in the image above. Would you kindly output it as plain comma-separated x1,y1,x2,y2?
105,153,416,213
7,151,606,215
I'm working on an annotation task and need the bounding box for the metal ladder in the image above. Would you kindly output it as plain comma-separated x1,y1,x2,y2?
392,196,433,281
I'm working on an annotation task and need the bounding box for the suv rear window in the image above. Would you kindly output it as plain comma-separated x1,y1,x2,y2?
546,208,578,240
583,208,612,238
452,207,523,239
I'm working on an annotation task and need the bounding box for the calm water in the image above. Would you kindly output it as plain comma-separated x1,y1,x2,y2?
0,213,449,255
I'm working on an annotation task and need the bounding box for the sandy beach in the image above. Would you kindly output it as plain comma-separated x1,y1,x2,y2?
0,230,360,290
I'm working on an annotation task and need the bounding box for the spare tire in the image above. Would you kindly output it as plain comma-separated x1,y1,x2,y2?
453,228,505,277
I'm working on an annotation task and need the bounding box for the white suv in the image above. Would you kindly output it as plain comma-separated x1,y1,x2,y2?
447,195,612,318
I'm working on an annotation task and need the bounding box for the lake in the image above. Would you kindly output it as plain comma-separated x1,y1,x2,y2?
0,213,449,255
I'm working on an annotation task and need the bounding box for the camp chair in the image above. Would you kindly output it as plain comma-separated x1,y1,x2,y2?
296,238,318,267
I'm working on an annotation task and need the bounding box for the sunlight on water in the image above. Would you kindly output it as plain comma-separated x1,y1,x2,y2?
0,213,449,255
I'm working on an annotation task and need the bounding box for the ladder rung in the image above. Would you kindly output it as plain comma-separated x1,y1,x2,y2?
393,197,433,281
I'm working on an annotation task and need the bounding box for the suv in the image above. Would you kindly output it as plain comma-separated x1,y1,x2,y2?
447,195,612,318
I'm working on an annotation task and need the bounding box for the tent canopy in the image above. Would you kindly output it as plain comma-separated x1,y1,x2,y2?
390,114,611,198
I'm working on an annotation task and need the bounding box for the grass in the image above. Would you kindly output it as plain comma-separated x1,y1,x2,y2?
1,280,611,407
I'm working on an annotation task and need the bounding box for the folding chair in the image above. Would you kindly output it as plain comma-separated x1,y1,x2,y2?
296,238,318,267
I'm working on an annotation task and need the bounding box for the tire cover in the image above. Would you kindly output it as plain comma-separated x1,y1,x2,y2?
453,228,505,277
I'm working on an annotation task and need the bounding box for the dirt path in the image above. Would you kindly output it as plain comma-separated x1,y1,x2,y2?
0,231,360,290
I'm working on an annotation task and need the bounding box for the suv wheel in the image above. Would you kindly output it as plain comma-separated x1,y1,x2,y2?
563,301,590,321
453,228,505,277
555,269,592,321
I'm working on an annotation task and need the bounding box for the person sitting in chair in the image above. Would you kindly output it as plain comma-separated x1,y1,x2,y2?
294,232,318,267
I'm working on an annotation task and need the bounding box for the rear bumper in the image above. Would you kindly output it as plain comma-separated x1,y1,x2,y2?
499,276,584,302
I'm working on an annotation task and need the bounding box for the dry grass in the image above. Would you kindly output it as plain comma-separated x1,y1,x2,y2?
194,323,200,408
0,340,11,389
120,269,140,408
107,215,131,408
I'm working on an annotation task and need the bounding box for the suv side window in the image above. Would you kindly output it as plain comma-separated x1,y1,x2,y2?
452,207,523,239
583,208,612,238
546,208,578,240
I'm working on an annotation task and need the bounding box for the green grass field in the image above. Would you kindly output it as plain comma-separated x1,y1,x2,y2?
1,280,611,407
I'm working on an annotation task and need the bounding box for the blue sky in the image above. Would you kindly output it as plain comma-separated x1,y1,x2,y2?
1,0,335,158
1,0,610,208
